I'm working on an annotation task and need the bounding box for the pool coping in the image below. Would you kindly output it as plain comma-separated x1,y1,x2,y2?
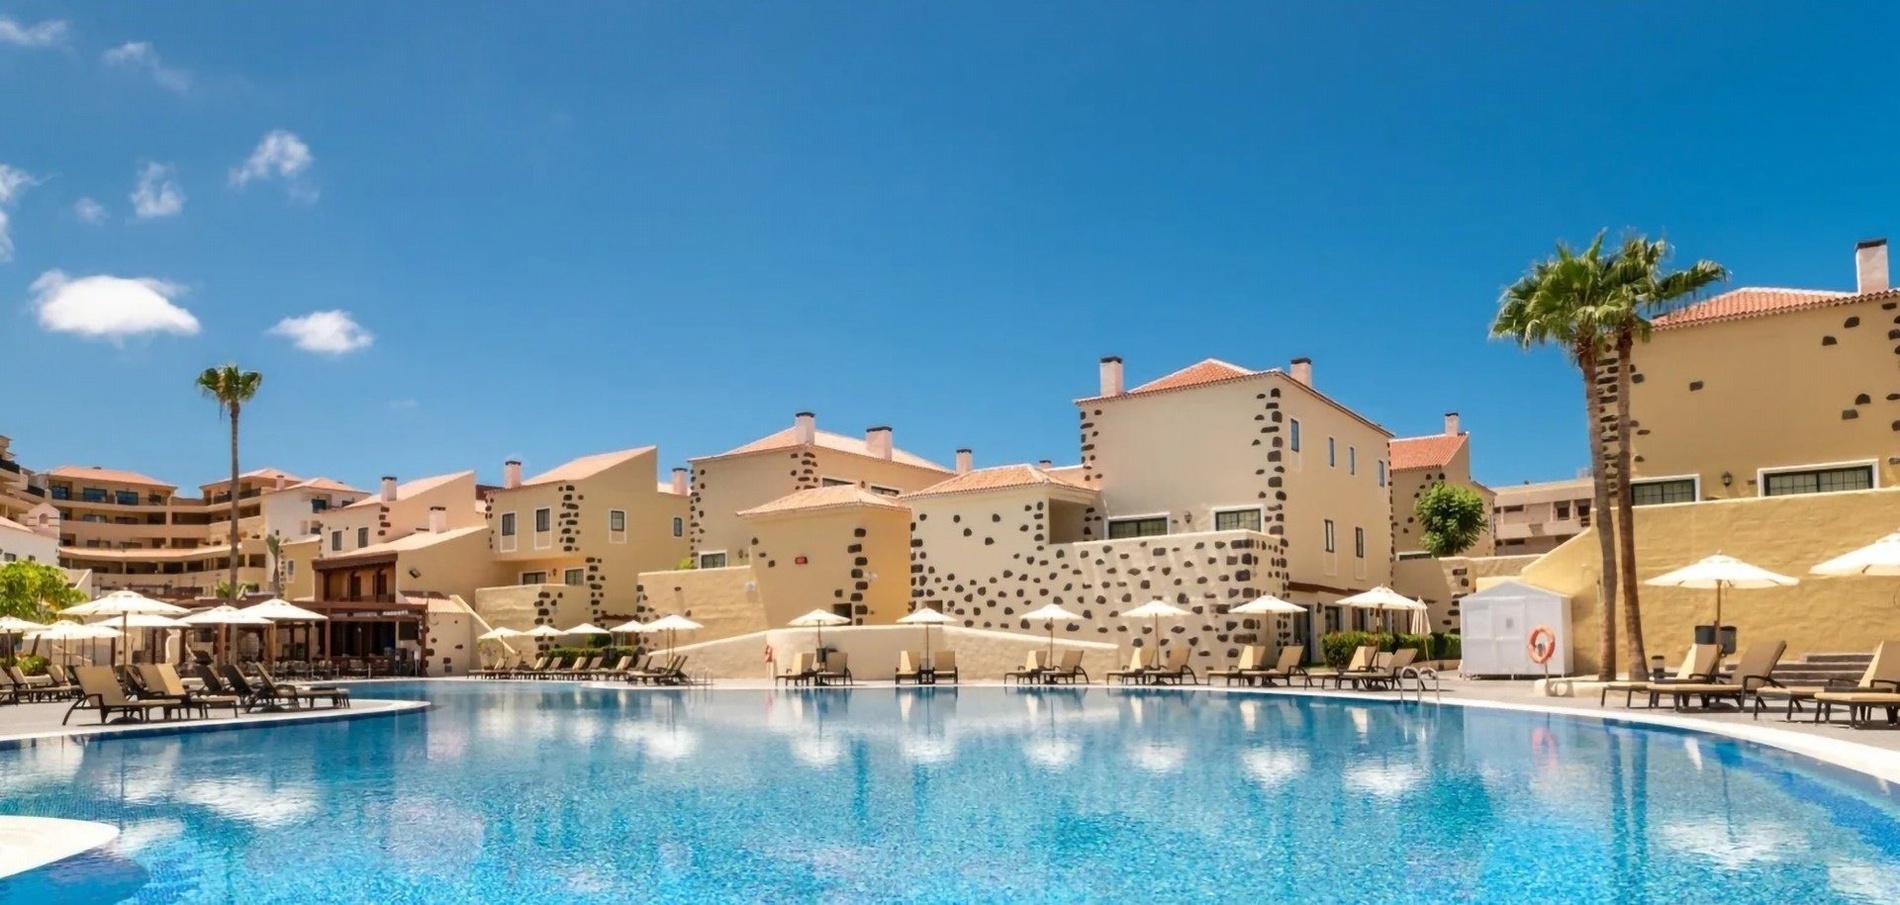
0,698,429,751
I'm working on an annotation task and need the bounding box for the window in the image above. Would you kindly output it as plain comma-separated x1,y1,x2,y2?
820,477,854,487
81,514,104,523
698,551,728,569
534,508,551,532
1213,508,1262,532
50,486,69,500
1376,461,1386,488
1323,519,1336,553
285,559,296,577
1348,447,1357,475
1763,464,1875,497
671,517,683,538
81,488,106,503
357,526,370,548
1502,505,1525,513
1631,478,1697,507
499,512,516,536
1577,502,1590,518
608,509,627,544
1,553,12,563
1555,502,1570,519
1327,438,1336,468
564,568,585,586
1354,527,1366,559
331,530,343,552
869,485,902,497
520,571,548,585
114,490,138,505
1107,516,1168,539
1289,419,1301,452
311,499,329,513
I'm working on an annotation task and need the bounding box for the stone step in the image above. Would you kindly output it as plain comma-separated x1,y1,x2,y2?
1799,652,1876,664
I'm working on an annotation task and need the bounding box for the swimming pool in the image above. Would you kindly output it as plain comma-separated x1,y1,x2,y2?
3,682,1899,903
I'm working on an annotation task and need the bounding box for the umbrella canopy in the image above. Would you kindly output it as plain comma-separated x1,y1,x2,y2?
241,598,329,622
1811,532,1900,577
1647,553,1799,634
788,609,850,628
606,619,650,635
1231,595,1306,615
29,621,121,640
645,614,704,632
1335,586,1425,635
64,590,189,617
522,625,566,638
0,616,48,634
93,613,186,629
898,606,955,661
178,606,273,626
477,627,526,641
563,623,612,636
1121,599,1189,651
1021,603,1082,658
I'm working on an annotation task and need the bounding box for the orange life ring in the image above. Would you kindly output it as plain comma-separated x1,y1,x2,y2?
1527,626,1557,665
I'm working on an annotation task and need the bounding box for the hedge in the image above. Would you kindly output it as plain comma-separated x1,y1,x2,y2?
1320,631,1461,668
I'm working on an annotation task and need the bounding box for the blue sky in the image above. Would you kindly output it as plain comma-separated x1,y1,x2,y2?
1,3,1893,491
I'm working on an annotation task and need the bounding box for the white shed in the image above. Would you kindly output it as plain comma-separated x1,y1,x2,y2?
1458,580,1572,678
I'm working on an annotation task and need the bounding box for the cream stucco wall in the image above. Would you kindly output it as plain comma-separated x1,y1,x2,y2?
1391,443,1495,559
1517,486,1900,676
745,504,913,626
0,522,57,564
322,472,483,557
393,530,509,604
635,565,767,640
689,444,947,567
1628,296,1900,498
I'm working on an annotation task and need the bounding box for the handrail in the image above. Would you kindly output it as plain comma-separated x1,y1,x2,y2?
1397,665,1441,705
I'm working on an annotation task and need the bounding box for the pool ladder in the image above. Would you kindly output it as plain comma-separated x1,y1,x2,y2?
1396,666,1441,705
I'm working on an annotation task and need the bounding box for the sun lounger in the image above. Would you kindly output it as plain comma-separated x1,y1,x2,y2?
1143,646,1199,685
63,666,180,725
1812,691,1900,728
140,663,241,719
931,651,960,684
813,652,852,686
1339,648,1420,691
592,656,633,680
219,665,296,711
1655,642,1787,711
1106,648,1156,685
1309,644,1381,688
1005,650,1050,685
1755,640,1900,721
894,650,925,685
256,668,351,709
1597,644,1721,707
7,665,76,701
1208,646,1264,686
1245,645,1310,688
1044,649,1089,685
629,655,685,685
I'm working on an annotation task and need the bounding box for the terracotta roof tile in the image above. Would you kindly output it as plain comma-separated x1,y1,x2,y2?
1127,358,1255,395
1651,287,1898,329
46,465,175,488
737,485,910,517
903,464,1097,500
1389,434,1467,471
523,447,653,486
707,428,948,471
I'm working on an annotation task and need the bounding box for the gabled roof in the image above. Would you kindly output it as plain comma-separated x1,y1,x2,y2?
281,477,365,495
46,465,175,489
200,467,302,491
0,514,30,533
1652,286,1898,330
702,428,948,471
522,447,653,487
1389,434,1467,471
341,471,474,510
902,464,1096,500
737,485,910,518
1128,358,1255,395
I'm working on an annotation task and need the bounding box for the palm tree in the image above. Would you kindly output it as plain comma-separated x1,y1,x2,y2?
196,364,263,604
1603,237,1727,676
1491,234,1624,679
265,534,284,597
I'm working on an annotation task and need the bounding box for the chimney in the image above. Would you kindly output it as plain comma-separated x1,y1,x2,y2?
427,505,447,533
865,426,893,461
503,460,522,489
1444,412,1461,436
793,412,817,445
1038,459,1053,469
274,474,288,490
1289,357,1313,387
671,467,689,495
380,476,398,502
1857,238,1889,293
1098,356,1124,397
955,448,973,475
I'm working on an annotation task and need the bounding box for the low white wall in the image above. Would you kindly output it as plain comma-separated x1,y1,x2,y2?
658,624,1119,681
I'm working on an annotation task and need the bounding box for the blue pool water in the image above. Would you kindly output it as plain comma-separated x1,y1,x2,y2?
3,682,1900,904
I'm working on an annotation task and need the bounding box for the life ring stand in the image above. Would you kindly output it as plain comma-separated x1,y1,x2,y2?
1527,626,1557,666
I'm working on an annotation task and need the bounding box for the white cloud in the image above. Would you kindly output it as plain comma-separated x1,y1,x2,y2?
0,162,34,261
102,41,190,93
268,310,373,355
0,17,68,48
31,270,201,341
73,197,106,224
230,130,317,202
130,162,184,219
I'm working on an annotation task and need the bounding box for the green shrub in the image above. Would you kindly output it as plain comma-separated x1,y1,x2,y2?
1321,631,1388,667
547,644,643,661
1436,632,1462,661
0,654,48,676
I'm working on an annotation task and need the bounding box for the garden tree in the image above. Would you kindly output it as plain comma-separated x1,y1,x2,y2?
196,363,263,604
0,560,85,620
1414,482,1487,558
1491,234,1624,680
1602,236,1727,676
265,534,284,596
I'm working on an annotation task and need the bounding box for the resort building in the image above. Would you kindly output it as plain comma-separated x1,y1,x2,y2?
473,447,690,636
1388,412,1494,559
1490,475,1592,555
907,355,1395,668
0,513,57,564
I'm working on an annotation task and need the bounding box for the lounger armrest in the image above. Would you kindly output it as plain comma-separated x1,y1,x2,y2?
1870,679,1900,692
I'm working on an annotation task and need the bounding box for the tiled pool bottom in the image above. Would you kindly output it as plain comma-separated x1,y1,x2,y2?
5,682,1900,904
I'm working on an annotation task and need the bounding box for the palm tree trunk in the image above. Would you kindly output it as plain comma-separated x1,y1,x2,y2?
1614,330,1647,677
228,403,242,603
1581,341,1619,680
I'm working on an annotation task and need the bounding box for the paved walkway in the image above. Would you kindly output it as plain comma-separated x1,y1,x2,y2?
0,697,423,747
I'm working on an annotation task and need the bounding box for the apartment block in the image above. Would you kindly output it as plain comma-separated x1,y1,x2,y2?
1491,476,1592,555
